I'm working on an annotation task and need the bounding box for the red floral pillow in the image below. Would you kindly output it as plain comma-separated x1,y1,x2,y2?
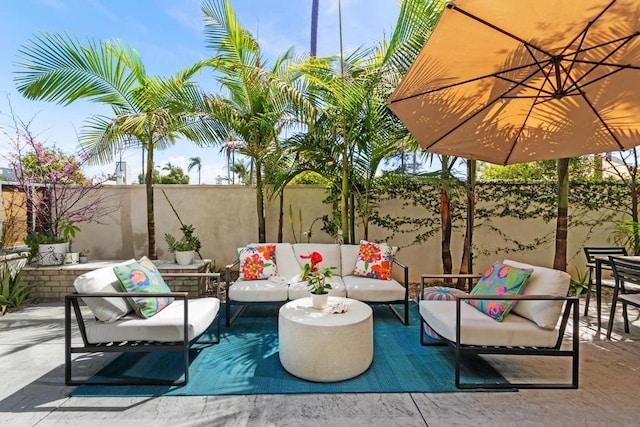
238,245,277,280
352,240,393,280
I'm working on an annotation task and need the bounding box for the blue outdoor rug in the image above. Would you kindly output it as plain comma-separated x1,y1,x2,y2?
71,302,513,396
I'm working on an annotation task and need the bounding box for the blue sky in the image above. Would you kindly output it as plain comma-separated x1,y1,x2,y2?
0,0,401,184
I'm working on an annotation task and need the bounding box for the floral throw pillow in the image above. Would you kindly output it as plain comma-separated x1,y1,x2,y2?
238,245,278,280
466,262,533,321
352,240,393,280
113,256,174,319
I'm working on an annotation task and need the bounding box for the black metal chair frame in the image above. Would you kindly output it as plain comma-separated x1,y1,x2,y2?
606,256,640,339
420,294,579,389
225,258,410,326
583,246,627,316
65,275,221,386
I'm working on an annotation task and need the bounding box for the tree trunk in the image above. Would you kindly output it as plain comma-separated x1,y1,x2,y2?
310,0,319,57
256,159,266,243
553,158,569,271
458,159,476,290
441,186,453,275
145,142,157,259
341,145,350,244
277,190,284,243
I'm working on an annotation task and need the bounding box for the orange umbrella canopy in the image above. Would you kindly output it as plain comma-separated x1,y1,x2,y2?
388,0,640,165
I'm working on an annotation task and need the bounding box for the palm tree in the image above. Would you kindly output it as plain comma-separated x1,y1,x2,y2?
15,34,219,258
202,0,312,243
188,156,202,184
294,0,442,244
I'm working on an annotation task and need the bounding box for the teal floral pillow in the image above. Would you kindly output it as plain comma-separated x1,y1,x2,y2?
113,256,174,318
466,262,532,321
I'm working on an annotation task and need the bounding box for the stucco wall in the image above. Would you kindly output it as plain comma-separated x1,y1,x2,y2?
70,184,618,282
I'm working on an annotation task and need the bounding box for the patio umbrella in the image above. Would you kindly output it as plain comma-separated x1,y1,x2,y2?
387,0,640,273
387,0,640,165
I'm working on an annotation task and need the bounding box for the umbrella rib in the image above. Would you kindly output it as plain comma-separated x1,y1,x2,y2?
566,67,625,95
503,85,548,165
564,34,638,93
577,87,626,152
560,24,590,91
558,0,617,58
389,59,552,105
451,4,552,58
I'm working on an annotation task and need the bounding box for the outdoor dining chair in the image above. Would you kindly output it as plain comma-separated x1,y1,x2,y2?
583,246,627,316
606,256,640,339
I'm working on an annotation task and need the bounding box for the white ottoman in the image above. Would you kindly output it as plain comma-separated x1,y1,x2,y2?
278,297,373,382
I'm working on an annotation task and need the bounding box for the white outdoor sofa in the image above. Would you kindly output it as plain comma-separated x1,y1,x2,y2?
420,260,579,389
65,262,221,386
225,243,409,326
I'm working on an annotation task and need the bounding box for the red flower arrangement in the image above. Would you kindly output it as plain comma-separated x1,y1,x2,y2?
300,251,334,295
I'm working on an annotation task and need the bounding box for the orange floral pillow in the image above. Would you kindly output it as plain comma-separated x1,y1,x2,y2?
352,240,393,280
238,245,277,280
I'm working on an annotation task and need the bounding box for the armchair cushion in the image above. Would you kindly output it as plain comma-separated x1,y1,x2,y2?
85,297,220,344
73,259,136,322
113,256,174,319
238,245,277,280
504,259,571,329
466,262,532,321
352,240,393,280
420,300,560,347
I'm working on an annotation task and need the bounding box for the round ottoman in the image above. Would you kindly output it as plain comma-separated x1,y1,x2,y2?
278,296,373,382
422,286,468,339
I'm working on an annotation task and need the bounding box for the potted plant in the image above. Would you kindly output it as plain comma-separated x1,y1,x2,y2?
79,250,90,264
165,224,201,265
26,233,67,266
300,251,334,309
60,220,81,264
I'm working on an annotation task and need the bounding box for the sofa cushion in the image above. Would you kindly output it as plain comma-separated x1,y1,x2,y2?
228,277,288,302
85,297,220,344
73,259,136,322
352,240,393,280
340,245,361,277
466,262,532,321
343,276,406,302
419,300,560,347
293,243,342,276
113,256,174,319
288,276,347,299
504,259,571,329
238,245,278,280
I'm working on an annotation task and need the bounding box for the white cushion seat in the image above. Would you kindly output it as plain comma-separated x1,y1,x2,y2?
287,276,347,300
419,300,560,347
85,297,220,344
343,276,406,302
227,279,288,302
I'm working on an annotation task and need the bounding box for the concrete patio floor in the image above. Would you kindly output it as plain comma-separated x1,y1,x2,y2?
1,298,639,427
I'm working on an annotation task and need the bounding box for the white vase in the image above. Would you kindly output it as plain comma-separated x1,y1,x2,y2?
38,242,67,266
175,250,195,266
310,292,329,309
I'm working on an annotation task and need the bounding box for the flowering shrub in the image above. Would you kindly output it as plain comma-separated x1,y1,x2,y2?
300,251,334,295
1,116,118,249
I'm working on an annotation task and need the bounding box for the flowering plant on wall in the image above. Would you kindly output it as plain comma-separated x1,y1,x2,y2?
300,251,334,295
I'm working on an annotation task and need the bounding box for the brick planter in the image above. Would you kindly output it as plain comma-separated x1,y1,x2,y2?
22,259,214,302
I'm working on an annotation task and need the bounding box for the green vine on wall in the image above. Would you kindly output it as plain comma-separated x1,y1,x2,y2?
368,175,630,257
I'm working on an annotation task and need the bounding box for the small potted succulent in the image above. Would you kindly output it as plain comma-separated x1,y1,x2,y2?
165,224,201,265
